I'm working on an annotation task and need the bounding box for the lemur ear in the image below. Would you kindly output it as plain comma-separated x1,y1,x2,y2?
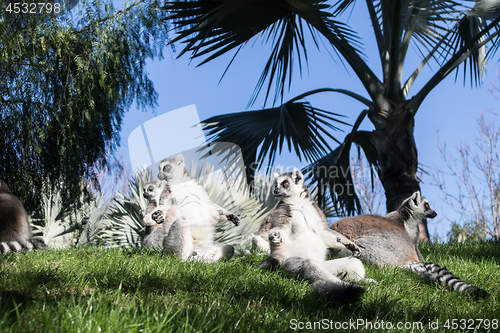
273,172,280,179
411,191,420,206
292,167,303,184
176,154,185,165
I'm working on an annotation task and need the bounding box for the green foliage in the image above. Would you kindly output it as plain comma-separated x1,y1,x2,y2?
30,184,84,248
448,221,489,243
30,180,114,247
104,168,154,247
0,0,169,213
0,241,499,332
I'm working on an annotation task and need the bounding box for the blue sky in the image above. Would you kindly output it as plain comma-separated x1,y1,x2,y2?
116,1,500,240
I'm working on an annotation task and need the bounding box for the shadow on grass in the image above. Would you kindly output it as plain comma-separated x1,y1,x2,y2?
1,245,497,332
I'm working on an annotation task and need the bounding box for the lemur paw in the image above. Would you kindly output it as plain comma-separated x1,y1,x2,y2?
338,237,360,256
269,231,282,244
346,243,360,256
152,210,164,224
227,214,240,226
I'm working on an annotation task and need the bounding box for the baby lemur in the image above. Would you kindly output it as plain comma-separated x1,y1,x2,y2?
140,179,177,249
0,180,45,253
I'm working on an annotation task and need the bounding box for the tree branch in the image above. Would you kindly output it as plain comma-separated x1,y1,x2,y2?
75,0,146,33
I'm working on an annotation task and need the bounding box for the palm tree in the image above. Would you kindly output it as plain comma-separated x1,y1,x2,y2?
161,0,500,240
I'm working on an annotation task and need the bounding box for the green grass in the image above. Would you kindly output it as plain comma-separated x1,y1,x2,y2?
1,241,499,332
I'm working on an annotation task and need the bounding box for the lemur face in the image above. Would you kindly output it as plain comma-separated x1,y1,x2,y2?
408,191,437,220
143,180,163,201
420,198,437,219
158,154,185,181
272,168,304,199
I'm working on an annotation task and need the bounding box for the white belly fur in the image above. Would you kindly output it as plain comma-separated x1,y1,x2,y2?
289,207,328,262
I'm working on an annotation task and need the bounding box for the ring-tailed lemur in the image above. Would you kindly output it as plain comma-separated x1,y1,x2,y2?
156,154,240,262
0,180,46,254
141,179,168,226
331,191,488,298
140,180,178,248
258,168,366,301
143,224,163,248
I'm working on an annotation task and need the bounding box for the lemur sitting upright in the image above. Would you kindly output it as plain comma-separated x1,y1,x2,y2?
257,168,367,301
141,179,177,249
155,154,240,262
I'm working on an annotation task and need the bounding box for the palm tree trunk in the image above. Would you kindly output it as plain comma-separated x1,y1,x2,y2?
369,108,430,242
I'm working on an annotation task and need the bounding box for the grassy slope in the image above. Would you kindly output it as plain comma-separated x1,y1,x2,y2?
0,241,499,333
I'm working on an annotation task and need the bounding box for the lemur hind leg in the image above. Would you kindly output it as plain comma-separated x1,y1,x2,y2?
321,257,377,283
163,217,195,261
281,256,365,301
189,244,237,263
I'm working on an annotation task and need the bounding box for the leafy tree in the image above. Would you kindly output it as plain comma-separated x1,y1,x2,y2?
0,0,169,213
162,0,500,240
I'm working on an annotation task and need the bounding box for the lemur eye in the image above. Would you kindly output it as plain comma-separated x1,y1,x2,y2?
282,181,289,187
148,186,153,191
164,164,171,172
425,203,430,210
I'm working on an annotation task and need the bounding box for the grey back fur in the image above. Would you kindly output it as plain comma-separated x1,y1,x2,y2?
332,191,488,297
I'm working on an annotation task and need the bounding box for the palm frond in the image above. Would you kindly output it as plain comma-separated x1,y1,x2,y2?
200,96,349,184
103,169,153,247
429,1,500,88
331,0,356,16
162,0,368,105
301,109,379,216
250,169,281,211
471,0,500,61
192,163,270,246
401,0,463,61
471,0,500,20
301,132,380,217
103,191,147,248
367,0,463,94
77,193,113,246
449,1,500,86
451,12,488,85
302,139,360,216
410,7,500,110
30,182,93,248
